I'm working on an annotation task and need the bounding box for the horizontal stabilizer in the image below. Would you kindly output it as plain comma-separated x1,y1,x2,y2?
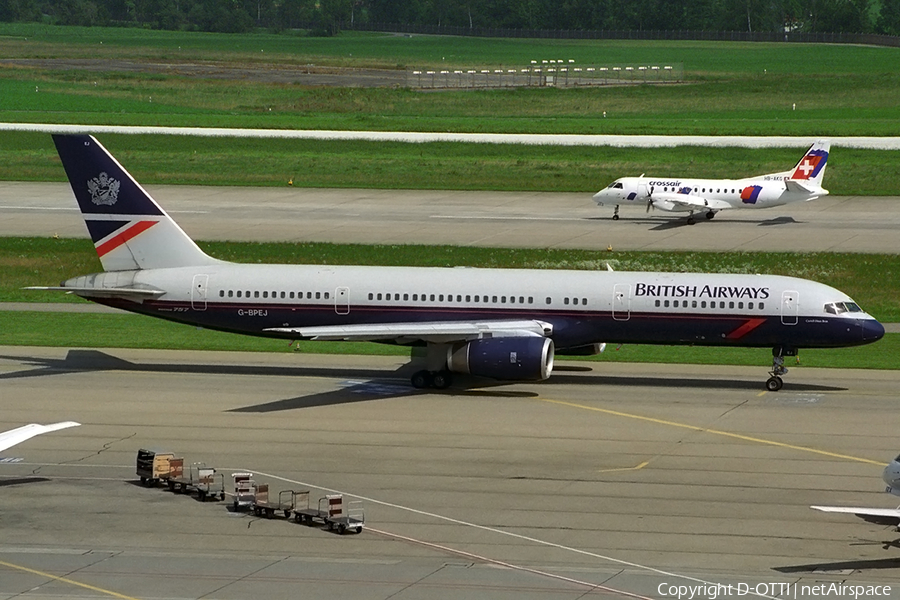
0,421,81,453
785,179,827,197
25,286,165,299
266,319,553,343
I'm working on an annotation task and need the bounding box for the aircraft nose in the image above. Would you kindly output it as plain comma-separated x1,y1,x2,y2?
593,191,606,205
862,318,885,342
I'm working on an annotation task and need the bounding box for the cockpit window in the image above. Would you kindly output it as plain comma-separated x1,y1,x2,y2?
609,182,624,189
824,301,863,315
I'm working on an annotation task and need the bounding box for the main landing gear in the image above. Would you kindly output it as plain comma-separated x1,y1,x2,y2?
766,346,797,391
411,370,453,390
705,210,716,220
686,211,696,225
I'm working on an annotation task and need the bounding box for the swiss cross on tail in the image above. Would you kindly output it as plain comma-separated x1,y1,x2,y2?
790,143,829,182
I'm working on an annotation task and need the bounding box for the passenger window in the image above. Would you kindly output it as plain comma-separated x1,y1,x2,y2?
439,294,444,301
655,299,660,307
315,292,320,299
430,294,435,301
404,294,409,301
545,297,551,304
759,302,764,309
306,292,312,299
673,300,679,307
564,298,569,305
729,301,734,309
474,295,480,302
528,297,533,303
501,296,507,303
700,301,706,308
254,291,259,298
263,291,268,298
749,302,754,309
457,295,462,302
493,296,498,303
719,301,725,309
738,302,744,309
664,300,670,307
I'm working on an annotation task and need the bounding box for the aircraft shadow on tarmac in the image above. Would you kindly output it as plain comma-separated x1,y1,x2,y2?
584,215,801,230
0,476,52,487
0,349,846,413
775,553,900,572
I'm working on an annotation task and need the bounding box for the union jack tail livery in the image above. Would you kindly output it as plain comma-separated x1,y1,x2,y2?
53,135,217,272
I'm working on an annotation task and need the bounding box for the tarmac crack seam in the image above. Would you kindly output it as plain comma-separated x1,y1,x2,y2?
537,396,886,466
249,469,780,600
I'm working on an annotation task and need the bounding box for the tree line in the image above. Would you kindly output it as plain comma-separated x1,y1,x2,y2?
2,0,898,37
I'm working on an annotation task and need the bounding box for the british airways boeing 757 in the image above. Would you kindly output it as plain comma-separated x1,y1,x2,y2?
31,135,881,391
593,141,830,224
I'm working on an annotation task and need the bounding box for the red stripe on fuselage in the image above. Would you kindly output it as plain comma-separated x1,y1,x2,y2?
95,220,157,257
726,318,767,340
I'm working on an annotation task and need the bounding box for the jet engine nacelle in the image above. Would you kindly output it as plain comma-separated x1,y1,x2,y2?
447,337,554,381
883,458,900,496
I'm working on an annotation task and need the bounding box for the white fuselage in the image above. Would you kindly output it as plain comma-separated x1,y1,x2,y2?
594,174,824,213
67,264,883,351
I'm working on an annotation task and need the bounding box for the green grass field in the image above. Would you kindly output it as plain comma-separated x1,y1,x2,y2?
2,24,900,136
3,132,899,195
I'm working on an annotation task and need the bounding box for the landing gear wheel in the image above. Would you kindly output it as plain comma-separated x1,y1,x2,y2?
705,211,716,220
687,216,696,225
431,371,453,390
612,214,620,221
411,370,432,389
765,376,783,392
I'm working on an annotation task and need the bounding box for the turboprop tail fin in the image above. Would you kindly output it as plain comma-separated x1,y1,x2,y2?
52,134,218,271
789,140,830,187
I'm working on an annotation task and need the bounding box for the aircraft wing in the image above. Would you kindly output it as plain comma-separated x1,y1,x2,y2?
0,422,81,453
810,505,900,526
265,319,553,343
651,193,733,212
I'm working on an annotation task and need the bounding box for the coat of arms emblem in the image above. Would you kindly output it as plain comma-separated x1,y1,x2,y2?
87,172,121,206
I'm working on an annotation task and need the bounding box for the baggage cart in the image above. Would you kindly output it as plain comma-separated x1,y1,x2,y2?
135,449,177,487
293,493,365,534
252,485,302,518
229,472,257,511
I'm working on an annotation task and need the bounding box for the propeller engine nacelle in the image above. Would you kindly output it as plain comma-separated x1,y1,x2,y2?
447,337,554,381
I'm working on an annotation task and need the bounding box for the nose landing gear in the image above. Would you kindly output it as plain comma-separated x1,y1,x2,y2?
766,346,797,391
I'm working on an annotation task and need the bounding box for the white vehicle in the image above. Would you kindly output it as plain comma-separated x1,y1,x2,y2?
0,422,80,453
811,458,900,528
593,141,830,224
31,135,881,392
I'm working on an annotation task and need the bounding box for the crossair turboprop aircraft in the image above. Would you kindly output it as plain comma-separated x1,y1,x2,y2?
811,458,900,530
593,141,830,224
32,135,881,392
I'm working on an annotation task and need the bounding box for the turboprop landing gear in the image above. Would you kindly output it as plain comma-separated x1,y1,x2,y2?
411,370,453,389
766,346,797,391
686,212,696,225
612,205,620,220
705,210,716,220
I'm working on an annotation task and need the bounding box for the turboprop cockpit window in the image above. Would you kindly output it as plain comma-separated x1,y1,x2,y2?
609,182,623,189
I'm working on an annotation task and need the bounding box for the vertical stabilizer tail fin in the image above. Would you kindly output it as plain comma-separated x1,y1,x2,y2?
52,134,218,271
789,140,830,187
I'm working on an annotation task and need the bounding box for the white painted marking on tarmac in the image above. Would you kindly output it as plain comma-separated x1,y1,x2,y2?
251,468,779,600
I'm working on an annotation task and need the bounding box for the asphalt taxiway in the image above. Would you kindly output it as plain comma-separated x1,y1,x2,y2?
1,182,899,253
3,347,900,600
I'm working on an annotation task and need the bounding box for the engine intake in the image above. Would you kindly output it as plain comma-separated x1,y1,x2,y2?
447,337,554,381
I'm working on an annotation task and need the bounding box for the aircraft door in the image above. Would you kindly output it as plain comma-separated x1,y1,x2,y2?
636,181,649,200
781,290,799,325
612,283,631,321
191,274,208,311
335,286,350,315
